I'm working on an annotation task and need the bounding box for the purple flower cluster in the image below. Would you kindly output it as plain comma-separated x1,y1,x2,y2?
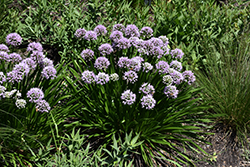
112,24,126,33
99,43,113,55
164,85,179,99
27,42,43,52
94,57,110,70
156,61,169,74
170,60,182,71
9,53,22,63
129,37,139,47
159,35,169,46
150,47,163,58
110,31,123,43
0,51,9,61
109,73,119,81
35,100,51,112
27,88,44,103
22,58,37,70
117,57,131,68
182,71,196,85
81,70,96,84
171,48,184,59
149,37,164,48
116,38,131,50
140,27,153,38
42,58,54,67
0,72,6,84
139,83,155,95
141,95,156,110
162,75,173,86
95,72,109,85
41,66,57,79
31,51,45,63
81,49,94,61
129,58,141,71
94,25,107,36
6,33,22,46
75,28,86,39
84,31,97,41
123,71,138,84
125,24,140,38
0,44,9,52
121,89,136,105
162,45,170,56
169,70,183,85
142,62,153,73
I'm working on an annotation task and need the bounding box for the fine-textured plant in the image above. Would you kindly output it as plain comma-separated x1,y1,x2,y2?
66,24,211,166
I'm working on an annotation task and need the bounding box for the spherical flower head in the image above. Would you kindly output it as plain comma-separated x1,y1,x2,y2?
0,51,10,61
139,83,155,95
31,51,45,63
117,57,131,68
74,28,86,39
162,75,173,86
134,39,144,49
171,48,184,59
99,43,113,56
112,24,126,33
159,35,169,46
9,53,22,63
42,66,57,79
142,40,154,52
129,37,139,47
156,61,169,74
35,100,51,112
141,95,156,110
129,58,141,71
22,58,37,70
170,60,182,71
149,37,164,48
94,25,107,36
110,30,124,43
150,47,163,58
81,70,96,84
164,85,178,99
95,72,109,85
125,24,140,38
13,62,30,76
94,57,110,70
42,58,54,67
109,73,119,81
0,85,6,98
0,44,9,52
140,27,153,38
15,99,27,109
6,33,22,46
123,71,138,84
162,45,170,56
138,48,149,56
169,70,184,85
142,62,153,73
116,37,131,50
7,71,23,83
27,42,43,52
182,70,196,85
121,89,136,105
84,31,97,41
131,56,144,63
0,72,6,84
27,88,44,103
81,49,94,61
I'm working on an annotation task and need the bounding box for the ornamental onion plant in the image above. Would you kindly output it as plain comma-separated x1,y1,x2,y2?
67,24,211,166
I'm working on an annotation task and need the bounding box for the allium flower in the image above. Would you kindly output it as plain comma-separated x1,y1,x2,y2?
35,100,51,112
74,28,86,38
109,73,119,81
22,58,37,70
159,35,169,45
81,49,94,61
112,24,126,33
6,33,22,46
94,25,107,36
142,62,153,73
27,88,44,103
0,51,9,61
140,27,153,38
156,61,169,74
142,40,154,52
182,70,196,85
13,62,30,75
170,60,182,71
141,95,156,110
125,24,140,38
0,85,6,98
150,47,163,58
162,45,170,56
84,31,97,41
171,48,184,59
131,56,144,63
0,44,9,52
27,42,43,52
42,66,57,79
139,83,155,95
42,58,54,67
7,71,22,83
129,58,141,71
14,90,22,99
149,37,164,48
162,75,173,86
110,30,124,43
0,72,6,84
129,37,139,47
95,72,109,85
134,39,144,48
121,89,136,105
30,51,45,62
123,71,138,84
9,53,22,63
169,70,183,85
99,43,113,55
15,99,26,109
116,37,131,50
164,85,178,99
4,90,17,98
117,57,131,68
94,57,110,70
81,70,96,84
138,48,149,56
